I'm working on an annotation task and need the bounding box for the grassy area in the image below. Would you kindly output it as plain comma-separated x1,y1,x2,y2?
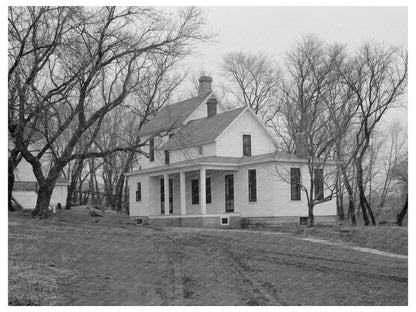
8,206,131,305
248,222,408,255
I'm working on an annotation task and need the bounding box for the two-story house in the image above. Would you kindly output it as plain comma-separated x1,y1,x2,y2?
125,76,336,228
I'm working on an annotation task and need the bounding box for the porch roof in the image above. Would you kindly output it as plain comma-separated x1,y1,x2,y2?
125,151,310,177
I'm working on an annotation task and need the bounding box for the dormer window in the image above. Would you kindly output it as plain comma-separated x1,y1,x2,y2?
243,134,252,156
164,150,170,165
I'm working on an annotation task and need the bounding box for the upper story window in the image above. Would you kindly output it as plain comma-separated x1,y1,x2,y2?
198,146,203,155
314,168,324,200
248,169,257,202
290,167,301,201
164,150,170,165
136,182,141,202
149,138,155,162
243,134,252,157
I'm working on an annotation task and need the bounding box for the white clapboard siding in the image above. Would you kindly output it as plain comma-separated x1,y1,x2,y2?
216,110,276,157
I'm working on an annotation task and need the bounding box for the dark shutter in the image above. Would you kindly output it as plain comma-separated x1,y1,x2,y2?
290,168,301,201
243,134,252,156
314,169,324,200
206,177,212,204
248,169,257,202
192,179,199,204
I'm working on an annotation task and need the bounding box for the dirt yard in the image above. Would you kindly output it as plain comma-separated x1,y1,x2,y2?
9,209,408,306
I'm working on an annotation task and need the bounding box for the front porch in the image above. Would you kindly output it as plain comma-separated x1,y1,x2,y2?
147,165,238,218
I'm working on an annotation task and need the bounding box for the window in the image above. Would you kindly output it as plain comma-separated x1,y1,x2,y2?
149,138,155,162
164,150,169,165
169,178,173,213
314,168,324,200
160,178,165,213
198,146,203,155
191,179,199,204
169,133,174,139
136,182,141,202
243,134,252,156
221,217,229,225
206,177,212,204
290,168,301,201
248,169,257,202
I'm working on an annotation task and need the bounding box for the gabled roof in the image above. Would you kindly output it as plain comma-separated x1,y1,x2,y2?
161,107,246,150
140,93,212,137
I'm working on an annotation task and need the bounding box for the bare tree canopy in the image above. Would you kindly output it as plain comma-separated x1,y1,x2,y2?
220,51,281,124
8,6,212,217
342,42,408,225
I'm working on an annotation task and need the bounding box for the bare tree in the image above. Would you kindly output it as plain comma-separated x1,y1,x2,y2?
8,6,79,210
393,154,408,226
377,122,407,209
9,6,211,217
343,42,408,225
275,36,354,226
220,51,281,125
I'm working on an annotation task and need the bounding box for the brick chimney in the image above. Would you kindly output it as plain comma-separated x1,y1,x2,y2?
198,76,212,96
206,97,217,118
294,132,307,157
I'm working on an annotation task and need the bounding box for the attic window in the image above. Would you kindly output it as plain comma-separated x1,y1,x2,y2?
243,134,252,156
169,133,174,139
164,150,170,165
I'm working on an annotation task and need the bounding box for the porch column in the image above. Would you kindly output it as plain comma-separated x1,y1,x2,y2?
180,171,186,215
164,173,170,215
200,167,206,214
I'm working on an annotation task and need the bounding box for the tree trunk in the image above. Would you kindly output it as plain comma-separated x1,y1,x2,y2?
335,174,344,220
364,195,376,225
8,150,21,211
8,159,16,211
32,183,54,217
397,195,408,226
66,159,85,209
307,203,315,227
356,159,372,226
340,165,356,226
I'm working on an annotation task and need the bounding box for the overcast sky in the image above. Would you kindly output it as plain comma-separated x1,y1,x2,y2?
181,6,408,126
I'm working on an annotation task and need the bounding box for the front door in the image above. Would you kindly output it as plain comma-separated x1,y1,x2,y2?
225,174,234,212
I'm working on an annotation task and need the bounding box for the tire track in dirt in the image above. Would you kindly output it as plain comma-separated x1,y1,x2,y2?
183,231,407,301
176,233,285,305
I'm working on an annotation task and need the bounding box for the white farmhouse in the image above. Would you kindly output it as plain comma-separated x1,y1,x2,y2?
126,76,336,228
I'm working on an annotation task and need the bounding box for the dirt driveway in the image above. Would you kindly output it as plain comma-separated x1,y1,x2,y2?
8,214,407,306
